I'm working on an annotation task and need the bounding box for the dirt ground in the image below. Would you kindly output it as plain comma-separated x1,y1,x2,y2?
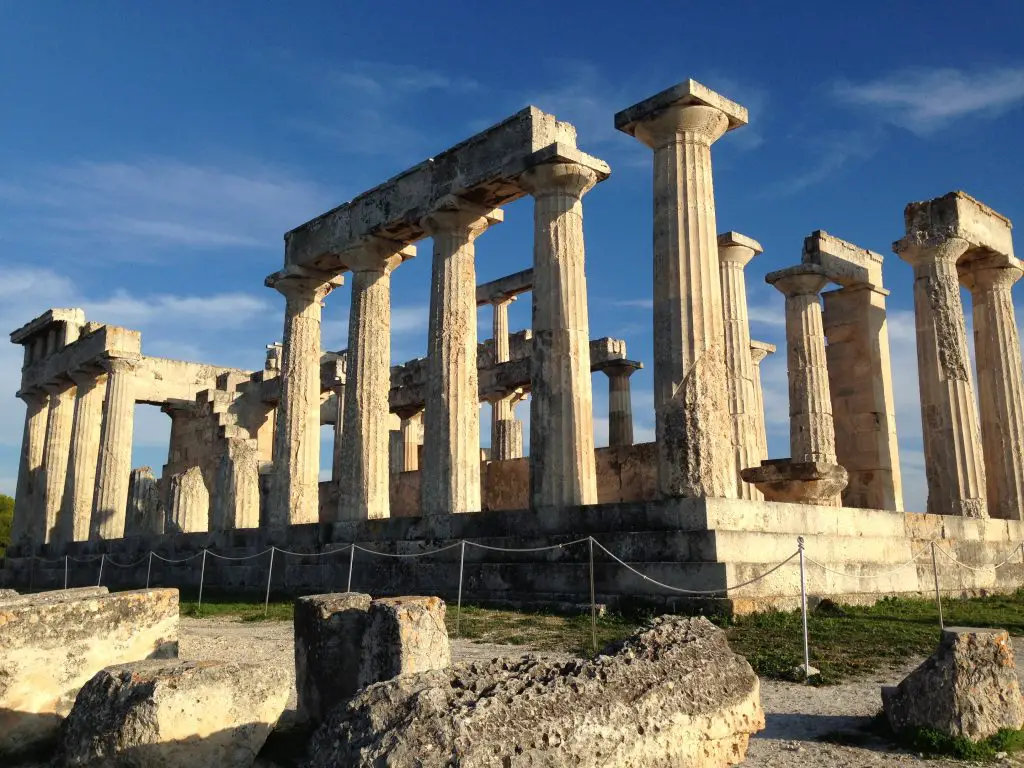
181,617,1023,766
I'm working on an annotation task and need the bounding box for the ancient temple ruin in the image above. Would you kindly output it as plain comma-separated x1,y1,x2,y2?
4,80,1022,611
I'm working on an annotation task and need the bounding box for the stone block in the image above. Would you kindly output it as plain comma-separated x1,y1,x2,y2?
359,596,451,688
0,588,18,600
0,588,178,758
615,78,749,134
58,659,290,768
307,616,763,767
902,191,1014,260
803,230,885,287
883,627,1024,741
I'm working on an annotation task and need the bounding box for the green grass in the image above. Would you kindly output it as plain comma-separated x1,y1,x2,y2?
178,589,1024,684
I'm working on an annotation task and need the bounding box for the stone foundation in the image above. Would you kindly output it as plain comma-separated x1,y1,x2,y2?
6,500,1024,617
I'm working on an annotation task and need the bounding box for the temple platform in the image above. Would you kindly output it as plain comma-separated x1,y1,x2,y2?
4,498,1022,615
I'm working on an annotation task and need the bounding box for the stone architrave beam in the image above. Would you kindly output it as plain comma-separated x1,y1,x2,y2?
475,268,534,305
803,231,903,511
616,79,747,500
894,192,996,518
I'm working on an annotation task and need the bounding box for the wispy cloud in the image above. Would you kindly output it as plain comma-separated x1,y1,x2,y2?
834,67,1024,135
610,298,654,309
764,128,881,198
0,159,329,257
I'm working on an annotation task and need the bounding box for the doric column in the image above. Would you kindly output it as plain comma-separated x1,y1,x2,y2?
616,82,747,499
11,390,49,552
126,466,163,536
718,231,763,499
91,357,139,540
767,266,837,465
749,341,775,464
604,360,642,447
489,296,522,460
963,261,1024,519
40,379,76,545
420,199,502,515
337,239,414,521
213,439,261,529
167,466,209,533
331,382,345,483
520,160,602,509
265,269,343,528
895,237,987,517
59,370,106,543
397,410,423,472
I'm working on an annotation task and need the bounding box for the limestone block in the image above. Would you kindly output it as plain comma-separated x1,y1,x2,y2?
0,588,18,599
167,466,209,533
358,596,451,689
294,592,372,723
0,588,178,758
126,466,163,537
741,459,849,506
58,659,290,768
307,616,763,767
883,627,1024,741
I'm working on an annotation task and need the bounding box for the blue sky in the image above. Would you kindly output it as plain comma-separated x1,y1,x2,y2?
1,2,1023,511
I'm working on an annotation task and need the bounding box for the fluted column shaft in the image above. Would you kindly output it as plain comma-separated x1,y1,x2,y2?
127,466,163,536
770,271,836,464
267,275,337,528
633,106,733,498
749,344,773,465
331,383,345,483
400,412,422,472
92,358,138,539
900,239,987,517
719,240,761,499
59,371,106,543
338,241,410,521
40,380,76,545
421,204,500,515
607,367,637,447
968,264,1024,519
491,297,513,422
12,392,48,552
520,162,599,509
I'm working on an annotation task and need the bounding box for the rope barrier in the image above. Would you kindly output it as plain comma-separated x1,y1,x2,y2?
151,552,203,564
465,537,591,553
206,548,274,561
353,542,464,558
805,547,931,579
934,541,1024,572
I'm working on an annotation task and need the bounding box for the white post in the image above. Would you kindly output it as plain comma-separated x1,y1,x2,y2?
798,537,811,681
931,541,944,629
588,537,597,655
197,549,208,617
146,551,153,591
347,544,355,593
64,555,68,590
456,540,466,638
97,553,105,588
264,546,276,618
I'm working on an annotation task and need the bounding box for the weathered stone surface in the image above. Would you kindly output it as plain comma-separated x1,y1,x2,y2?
0,588,178,758
359,596,451,689
883,627,1024,741
741,459,849,506
58,659,290,767
294,592,373,724
0,588,18,599
307,616,762,767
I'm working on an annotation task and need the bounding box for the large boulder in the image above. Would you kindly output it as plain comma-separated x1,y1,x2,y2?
294,593,451,724
0,588,18,599
0,587,178,758
306,616,763,767
883,626,1024,741
58,659,291,768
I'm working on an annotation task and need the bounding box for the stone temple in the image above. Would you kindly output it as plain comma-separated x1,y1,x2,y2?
3,79,1022,612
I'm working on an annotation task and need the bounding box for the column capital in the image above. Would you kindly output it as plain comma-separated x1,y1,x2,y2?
600,359,643,380
342,237,416,275
616,79,747,150
99,356,141,376
893,234,971,268
964,264,1024,292
67,367,105,388
266,267,344,302
766,265,830,298
718,231,763,268
749,340,777,365
519,161,599,201
420,195,503,241
40,377,75,396
394,405,423,422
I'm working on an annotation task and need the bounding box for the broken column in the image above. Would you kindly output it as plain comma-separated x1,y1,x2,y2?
894,193,990,517
11,391,48,552
743,266,848,506
212,439,261,530
420,199,501,515
962,257,1024,520
92,357,138,540
338,239,415,521
40,379,75,545
749,341,775,465
125,466,163,536
718,231,763,499
615,79,747,499
520,152,607,509
59,370,105,543
489,295,523,461
601,360,642,447
803,231,904,511
265,269,343,528
167,465,209,533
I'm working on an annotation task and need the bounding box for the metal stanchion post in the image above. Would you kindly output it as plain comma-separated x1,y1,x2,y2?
197,550,208,617
456,540,466,638
97,554,105,588
798,537,812,682
931,541,944,629
146,552,153,590
264,547,276,618
347,544,355,593
588,537,597,655
64,555,69,590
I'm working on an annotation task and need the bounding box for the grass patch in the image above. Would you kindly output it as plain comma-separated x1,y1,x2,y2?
180,598,294,622
895,724,1024,761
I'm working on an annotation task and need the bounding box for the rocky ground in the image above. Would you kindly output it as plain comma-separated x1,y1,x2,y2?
180,616,1024,766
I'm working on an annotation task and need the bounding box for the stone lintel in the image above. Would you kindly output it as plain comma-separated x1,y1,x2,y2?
717,231,763,254
614,79,749,136
18,325,142,394
284,107,579,269
319,352,347,390
802,230,884,289
10,307,86,345
475,268,535,305
896,191,1014,261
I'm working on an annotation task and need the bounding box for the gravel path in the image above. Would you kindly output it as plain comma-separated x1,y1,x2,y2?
180,617,1024,766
